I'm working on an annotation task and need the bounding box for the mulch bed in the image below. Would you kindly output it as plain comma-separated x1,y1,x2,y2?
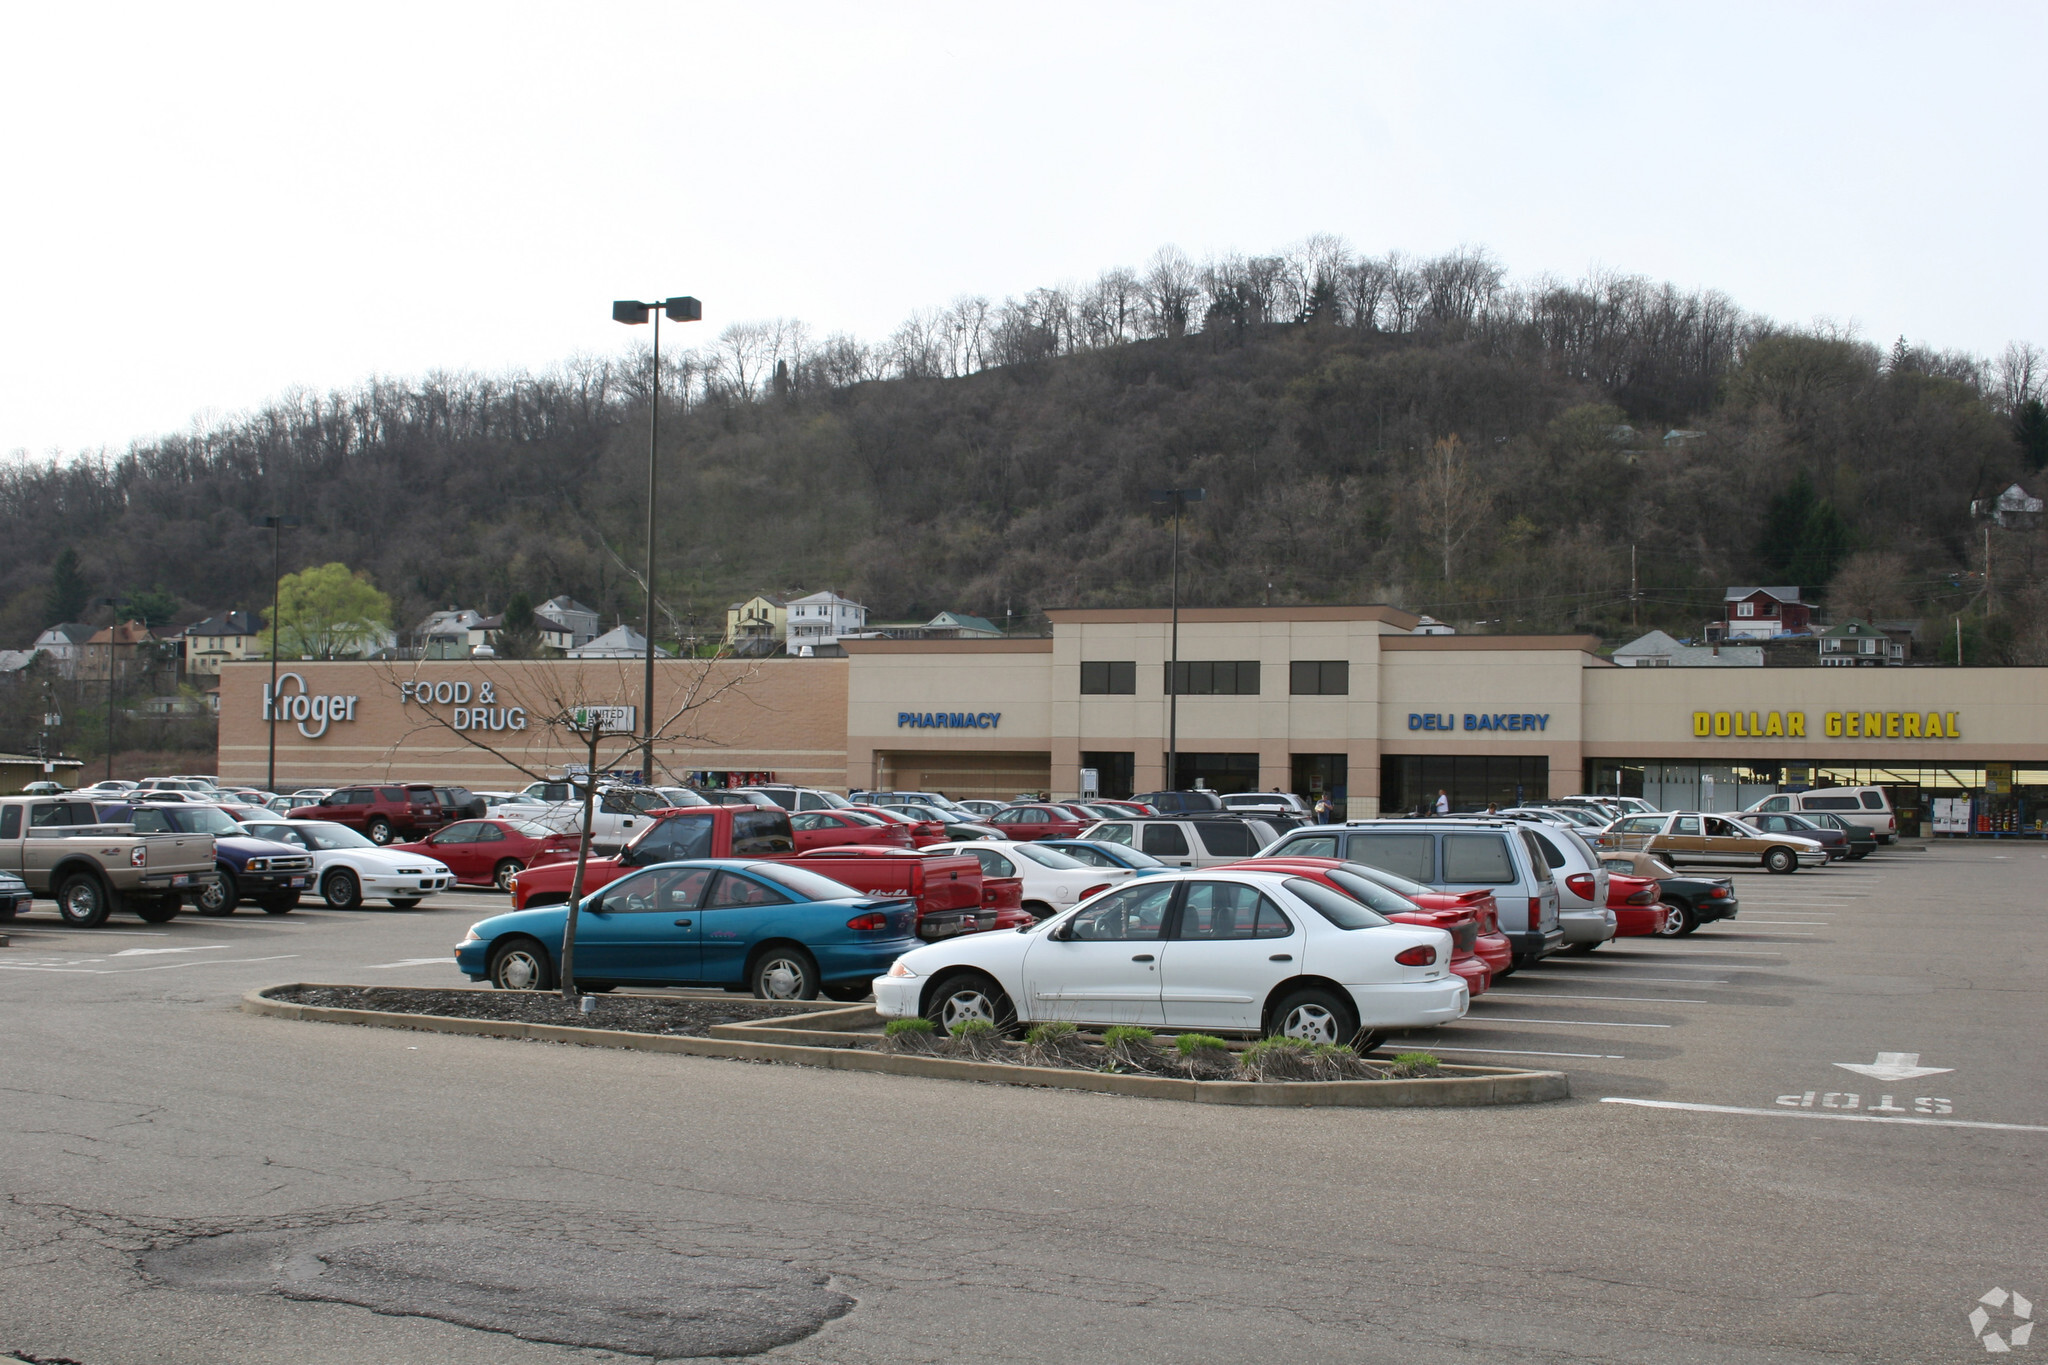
269,986,826,1037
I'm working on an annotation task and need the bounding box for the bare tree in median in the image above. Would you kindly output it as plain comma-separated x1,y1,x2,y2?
374,655,753,997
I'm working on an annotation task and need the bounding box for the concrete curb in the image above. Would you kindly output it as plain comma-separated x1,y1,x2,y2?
241,984,1569,1108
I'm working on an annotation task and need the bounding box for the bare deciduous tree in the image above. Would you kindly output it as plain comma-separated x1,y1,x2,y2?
1413,434,1486,583
1142,246,1200,340
377,656,753,997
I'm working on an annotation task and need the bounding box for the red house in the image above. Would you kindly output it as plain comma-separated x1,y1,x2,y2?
1717,586,1810,640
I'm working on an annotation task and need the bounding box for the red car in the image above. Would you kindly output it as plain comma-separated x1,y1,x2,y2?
1241,856,1493,997
1606,871,1676,939
851,805,948,848
1331,860,1514,981
789,809,914,852
987,803,1092,840
388,818,583,890
792,845,1033,939
1087,800,1157,817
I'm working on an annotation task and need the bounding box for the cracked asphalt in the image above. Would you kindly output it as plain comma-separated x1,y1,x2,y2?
1,847,2043,1363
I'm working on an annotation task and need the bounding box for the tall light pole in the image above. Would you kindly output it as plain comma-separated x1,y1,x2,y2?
93,596,119,783
613,295,703,784
261,515,301,793
1148,487,1205,791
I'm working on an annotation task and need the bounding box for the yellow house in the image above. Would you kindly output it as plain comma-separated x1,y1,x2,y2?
725,594,789,653
183,611,265,676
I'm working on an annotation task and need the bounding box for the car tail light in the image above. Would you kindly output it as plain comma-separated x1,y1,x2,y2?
1886,816,1895,830
1395,944,1437,966
1528,895,1542,927
1709,886,1729,898
846,912,888,930
1565,873,1596,900
1626,887,1654,905
1080,883,1109,900
131,846,147,867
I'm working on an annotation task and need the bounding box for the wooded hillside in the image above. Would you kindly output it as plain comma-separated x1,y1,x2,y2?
6,240,2045,657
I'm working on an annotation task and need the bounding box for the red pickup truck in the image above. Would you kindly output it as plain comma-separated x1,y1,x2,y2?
509,805,1029,940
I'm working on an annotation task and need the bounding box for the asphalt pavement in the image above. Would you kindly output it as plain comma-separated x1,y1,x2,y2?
1,847,2043,1363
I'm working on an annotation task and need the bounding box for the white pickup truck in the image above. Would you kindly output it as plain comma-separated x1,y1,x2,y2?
0,796,217,926
490,785,692,852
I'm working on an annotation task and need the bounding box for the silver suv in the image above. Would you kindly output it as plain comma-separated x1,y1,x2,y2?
1260,819,1566,967
1498,816,1614,952
1079,815,1279,868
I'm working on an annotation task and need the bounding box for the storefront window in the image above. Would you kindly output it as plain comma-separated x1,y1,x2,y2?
1382,756,1546,814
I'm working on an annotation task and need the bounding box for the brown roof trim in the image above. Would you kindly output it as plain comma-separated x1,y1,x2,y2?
1381,634,1605,654
841,638,1054,655
1046,605,1421,628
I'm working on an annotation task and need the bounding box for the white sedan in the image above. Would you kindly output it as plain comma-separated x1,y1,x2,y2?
873,868,1467,1044
240,818,453,910
920,840,1133,919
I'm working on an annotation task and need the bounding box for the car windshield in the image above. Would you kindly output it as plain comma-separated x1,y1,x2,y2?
1084,842,1166,868
164,807,247,836
1340,861,1435,898
1011,844,1090,870
1286,877,1390,930
291,821,378,850
654,788,710,807
749,864,861,901
510,821,559,838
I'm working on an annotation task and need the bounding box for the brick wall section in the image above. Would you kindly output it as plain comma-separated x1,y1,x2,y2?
218,658,848,791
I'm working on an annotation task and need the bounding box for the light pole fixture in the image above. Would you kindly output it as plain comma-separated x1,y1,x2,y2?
612,295,703,785
261,514,301,793
1148,487,1205,792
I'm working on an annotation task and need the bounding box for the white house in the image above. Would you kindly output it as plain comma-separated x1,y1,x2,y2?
31,623,97,679
415,609,492,660
785,591,867,649
567,625,673,659
535,596,601,648
1612,629,1763,668
1972,483,2044,528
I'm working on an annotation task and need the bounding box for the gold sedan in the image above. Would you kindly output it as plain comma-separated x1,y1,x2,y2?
1602,811,1828,874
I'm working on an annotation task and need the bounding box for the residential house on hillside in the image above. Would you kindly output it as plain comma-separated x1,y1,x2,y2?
1715,587,1811,640
1818,619,1906,667
568,625,672,659
415,609,491,660
922,611,1003,639
535,596,601,648
32,623,96,679
726,594,789,656
1972,483,2044,529
1612,629,1763,667
785,591,866,651
182,611,263,675
77,620,156,683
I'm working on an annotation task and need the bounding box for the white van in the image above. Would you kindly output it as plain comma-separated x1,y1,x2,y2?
1744,788,1897,844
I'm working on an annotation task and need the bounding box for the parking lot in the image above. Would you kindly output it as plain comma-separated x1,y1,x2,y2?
2,844,2043,1363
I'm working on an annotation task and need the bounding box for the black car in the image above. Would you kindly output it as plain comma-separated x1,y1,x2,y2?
1130,790,1225,813
1802,811,1877,859
1598,852,1740,935
1747,811,1850,861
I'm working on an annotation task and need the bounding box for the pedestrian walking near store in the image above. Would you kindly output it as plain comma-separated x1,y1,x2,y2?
1436,789,1451,814
1313,793,1334,823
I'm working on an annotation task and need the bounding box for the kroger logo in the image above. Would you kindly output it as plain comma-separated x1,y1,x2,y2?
262,672,358,739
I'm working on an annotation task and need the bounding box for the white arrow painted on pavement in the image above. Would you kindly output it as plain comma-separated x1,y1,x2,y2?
112,945,228,957
1834,1051,1953,1082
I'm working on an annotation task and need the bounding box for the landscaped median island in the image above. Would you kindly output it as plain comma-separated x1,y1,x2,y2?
247,984,1569,1108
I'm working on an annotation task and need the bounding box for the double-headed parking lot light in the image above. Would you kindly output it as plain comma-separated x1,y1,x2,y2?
612,295,703,784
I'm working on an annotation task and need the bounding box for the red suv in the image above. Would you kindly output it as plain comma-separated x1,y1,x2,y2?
987,803,1091,841
289,783,448,845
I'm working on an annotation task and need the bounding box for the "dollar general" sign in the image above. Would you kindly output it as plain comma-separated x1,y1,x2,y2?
1691,710,1962,739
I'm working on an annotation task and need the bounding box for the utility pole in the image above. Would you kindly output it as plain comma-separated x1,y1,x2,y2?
1630,544,1639,630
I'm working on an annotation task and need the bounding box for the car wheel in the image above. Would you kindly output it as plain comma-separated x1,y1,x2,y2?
387,898,422,910
751,946,820,1001
1267,985,1359,1046
198,870,239,915
923,970,1015,1035
1763,846,1797,874
366,818,395,845
321,868,363,910
258,895,298,915
493,859,523,891
55,873,113,928
1658,904,1694,936
489,938,554,991
132,896,180,924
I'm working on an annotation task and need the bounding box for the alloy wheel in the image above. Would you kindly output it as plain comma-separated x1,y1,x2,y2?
1280,1003,1341,1044
939,988,997,1032
757,956,810,1000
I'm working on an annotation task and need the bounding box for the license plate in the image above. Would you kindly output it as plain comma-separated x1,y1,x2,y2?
291,877,310,888
171,874,190,886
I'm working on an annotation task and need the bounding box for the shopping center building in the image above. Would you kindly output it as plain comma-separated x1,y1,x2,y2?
219,605,2048,836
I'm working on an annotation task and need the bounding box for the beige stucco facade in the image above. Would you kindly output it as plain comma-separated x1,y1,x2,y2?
218,607,2048,819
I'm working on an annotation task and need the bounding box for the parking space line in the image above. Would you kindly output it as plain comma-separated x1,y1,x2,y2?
1532,974,1730,984
1738,920,1829,925
1388,1042,1628,1060
0,954,300,975
1469,1015,1672,1028
1600,1098,2048,1134
362,959,454,969
1650,950,1787,956
1484,991,1711,1004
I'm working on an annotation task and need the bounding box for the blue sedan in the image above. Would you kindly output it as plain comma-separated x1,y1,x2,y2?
1037,839,1174,877
454,859,919,1001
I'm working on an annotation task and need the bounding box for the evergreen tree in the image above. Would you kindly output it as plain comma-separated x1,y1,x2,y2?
43,548,89,626
2015,399,2048,472
1756,472,1818,581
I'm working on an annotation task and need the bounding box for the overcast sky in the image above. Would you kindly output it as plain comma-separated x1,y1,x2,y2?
3,1,2040,457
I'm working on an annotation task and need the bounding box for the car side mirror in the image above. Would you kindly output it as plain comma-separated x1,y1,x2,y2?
1047,920,1072,941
